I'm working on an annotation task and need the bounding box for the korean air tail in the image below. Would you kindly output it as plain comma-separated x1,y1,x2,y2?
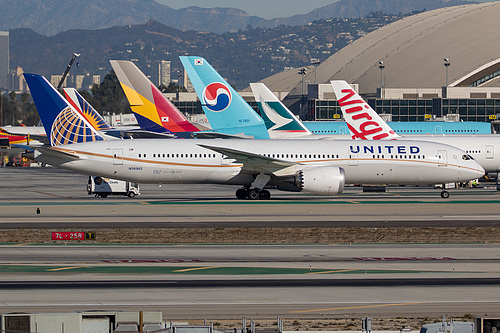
180,56,270,139
110,60,204,134
63,88,112,131
250,83,311,138
331,80,400,140
24,73,105,146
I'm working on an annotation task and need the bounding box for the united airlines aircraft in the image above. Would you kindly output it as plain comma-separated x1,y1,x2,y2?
25,73,484,199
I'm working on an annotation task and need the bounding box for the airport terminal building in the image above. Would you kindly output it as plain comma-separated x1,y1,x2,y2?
253,2,500,131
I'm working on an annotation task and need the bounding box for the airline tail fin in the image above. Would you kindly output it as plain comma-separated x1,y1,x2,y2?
110,60,204,134
250,83,311,138
63,88,112,131
331,80,400,140
24,73,105,146
180,56,269,139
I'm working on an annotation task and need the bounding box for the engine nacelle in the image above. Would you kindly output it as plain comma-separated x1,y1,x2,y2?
295,166,345,195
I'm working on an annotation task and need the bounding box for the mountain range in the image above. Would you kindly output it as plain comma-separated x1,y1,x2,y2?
0,0,476,35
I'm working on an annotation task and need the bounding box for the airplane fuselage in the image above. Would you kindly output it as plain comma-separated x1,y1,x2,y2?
37,139,484,190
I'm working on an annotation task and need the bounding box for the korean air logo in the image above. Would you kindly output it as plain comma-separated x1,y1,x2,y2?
202,82,232,112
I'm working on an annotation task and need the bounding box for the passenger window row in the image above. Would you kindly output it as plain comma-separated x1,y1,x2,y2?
137,153,218,158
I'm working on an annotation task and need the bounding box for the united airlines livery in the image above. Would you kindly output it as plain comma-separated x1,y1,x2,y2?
26,73,484,200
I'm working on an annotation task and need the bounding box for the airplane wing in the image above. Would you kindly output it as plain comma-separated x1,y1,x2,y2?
198,144,296,174
120,130,176,139
192,132,251,139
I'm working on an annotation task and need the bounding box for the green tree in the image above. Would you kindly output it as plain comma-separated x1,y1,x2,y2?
9,91,16,102
159,82,187,93
80,70,132,116
21,93,29,104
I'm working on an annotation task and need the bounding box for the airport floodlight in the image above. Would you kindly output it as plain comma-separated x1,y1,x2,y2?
177,70,182,100
378,61,385,98
311,60,321,83
298,68,307,110
444,58,451,86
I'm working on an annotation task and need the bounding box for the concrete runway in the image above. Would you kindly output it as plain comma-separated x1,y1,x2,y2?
1,243,500,317
2,167,500,318
1,167,500,228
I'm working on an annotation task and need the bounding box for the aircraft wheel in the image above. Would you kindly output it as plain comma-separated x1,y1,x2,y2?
441,190,450,198
128,192,135,198
100,193,108,198
247,189,260,200
235,188,248,199
259,189,271,200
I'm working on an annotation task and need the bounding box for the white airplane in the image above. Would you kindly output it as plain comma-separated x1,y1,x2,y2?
24,73,484,200
330,80,500,175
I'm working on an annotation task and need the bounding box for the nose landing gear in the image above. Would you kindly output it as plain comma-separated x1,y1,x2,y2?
440,190,450,198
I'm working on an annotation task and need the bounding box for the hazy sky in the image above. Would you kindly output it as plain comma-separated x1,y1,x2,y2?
156,0,340,19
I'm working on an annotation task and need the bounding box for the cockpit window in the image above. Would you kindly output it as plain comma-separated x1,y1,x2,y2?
462,154,474,160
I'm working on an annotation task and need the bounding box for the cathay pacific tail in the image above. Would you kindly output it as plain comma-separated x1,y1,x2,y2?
250,82,311,138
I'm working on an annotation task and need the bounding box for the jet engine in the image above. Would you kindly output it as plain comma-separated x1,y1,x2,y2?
278,166,345,195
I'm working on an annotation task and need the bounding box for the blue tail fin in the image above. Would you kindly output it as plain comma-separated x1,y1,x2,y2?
24,73,105,146
180,56,269,139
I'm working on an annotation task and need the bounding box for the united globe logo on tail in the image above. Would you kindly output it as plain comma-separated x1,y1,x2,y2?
50,106,104,146
202,82,232,112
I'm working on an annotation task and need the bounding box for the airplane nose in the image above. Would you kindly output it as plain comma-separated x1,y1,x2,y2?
471,162,485,179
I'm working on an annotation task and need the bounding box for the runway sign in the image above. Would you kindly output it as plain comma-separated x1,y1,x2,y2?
51,232,96,241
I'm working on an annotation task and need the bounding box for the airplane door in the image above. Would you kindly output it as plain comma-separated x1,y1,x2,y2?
339,126,347,134
486,145,494,159
435,126,442,134
438,150,447,166
113,149,123,165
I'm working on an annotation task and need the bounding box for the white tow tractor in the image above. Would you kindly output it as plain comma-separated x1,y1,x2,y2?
87,176,140,198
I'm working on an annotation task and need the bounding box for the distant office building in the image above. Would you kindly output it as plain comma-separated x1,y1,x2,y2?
92,75,101,86
11,66,26,91
0,31,9,89
160,60,170,87
183,70,194,92
75,75,85,90
50,75,65,88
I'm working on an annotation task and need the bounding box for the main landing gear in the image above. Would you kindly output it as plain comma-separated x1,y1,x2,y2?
235,188,271,200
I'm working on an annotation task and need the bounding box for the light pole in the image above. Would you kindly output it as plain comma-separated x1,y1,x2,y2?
298,68,307,110
177,70,182,101
378,61,385,99
311,60,320,84
444,58,450,86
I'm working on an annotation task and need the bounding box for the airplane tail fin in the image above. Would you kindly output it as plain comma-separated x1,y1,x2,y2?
110,60,204,134
331,80,400,140
250,83,311,138
24,73,105,146
63,88,112,131
180,56,269,139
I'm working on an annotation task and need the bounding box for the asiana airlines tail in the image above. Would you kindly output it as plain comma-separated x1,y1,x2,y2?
24,73,484,200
